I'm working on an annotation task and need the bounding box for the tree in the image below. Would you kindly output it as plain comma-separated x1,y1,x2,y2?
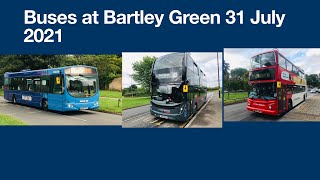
223,60,230,81
132,56,156,92
306,74,319,87
230,68,248,80
0,55,122,90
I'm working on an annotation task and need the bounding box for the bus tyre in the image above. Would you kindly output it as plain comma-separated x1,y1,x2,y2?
288,100,293,110
12,95,16,104
42,99,48,111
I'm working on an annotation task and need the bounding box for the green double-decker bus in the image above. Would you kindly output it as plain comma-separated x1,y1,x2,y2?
150,53,207,121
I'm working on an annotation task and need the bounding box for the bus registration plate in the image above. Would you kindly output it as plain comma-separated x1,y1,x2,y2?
160,115,169,119
80,107,88,110
254,110,262,113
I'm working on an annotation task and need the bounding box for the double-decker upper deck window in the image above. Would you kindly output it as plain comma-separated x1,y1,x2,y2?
286,61,293,72
250,52,276,69
278,55,286,69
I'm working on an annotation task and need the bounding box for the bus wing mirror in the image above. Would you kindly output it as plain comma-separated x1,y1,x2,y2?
186,80,189,84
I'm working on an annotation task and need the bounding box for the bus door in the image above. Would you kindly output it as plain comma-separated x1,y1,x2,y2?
48,75,64,111
186,85,194,117
277,84,287,112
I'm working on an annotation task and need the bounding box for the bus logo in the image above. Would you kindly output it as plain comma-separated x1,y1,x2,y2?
281,71,290,81
22,95,32,101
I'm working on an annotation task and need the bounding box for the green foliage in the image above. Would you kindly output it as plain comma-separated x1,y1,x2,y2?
132,56,156,92
223,60,230,81
100,90,122,98
122,97,150,110
230,68,248,80
305,74,320,87
122,87,149,97
0,55,122,90
224,92,248,105
98,98,122,114
224,66,250,92
0,114,26,125
0,89,3,96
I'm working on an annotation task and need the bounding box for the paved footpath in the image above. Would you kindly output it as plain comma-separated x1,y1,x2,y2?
283,94,320,121
187,92,222,128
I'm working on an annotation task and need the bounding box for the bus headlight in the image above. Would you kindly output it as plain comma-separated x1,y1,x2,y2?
68,104,74,108
247,102,251,106
268,105,272,110
94,101,99,106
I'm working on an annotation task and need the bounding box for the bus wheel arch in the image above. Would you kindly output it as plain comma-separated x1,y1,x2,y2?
12,95,16,104
42,98,48,111
288,99,293,110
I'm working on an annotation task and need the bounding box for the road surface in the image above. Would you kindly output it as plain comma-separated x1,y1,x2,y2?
224,93,315,121
0,98,122,125
122,92,214,128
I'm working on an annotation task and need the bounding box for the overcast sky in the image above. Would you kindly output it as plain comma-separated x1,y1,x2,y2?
122,52,222,88
224,48,320,75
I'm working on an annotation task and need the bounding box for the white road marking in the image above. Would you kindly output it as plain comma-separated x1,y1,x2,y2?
61,115,88,122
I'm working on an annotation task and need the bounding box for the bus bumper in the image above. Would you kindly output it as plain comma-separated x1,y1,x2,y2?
64,103,100,111
150,109,187,121
247,106,278,116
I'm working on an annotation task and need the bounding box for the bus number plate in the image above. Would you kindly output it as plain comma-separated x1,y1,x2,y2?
160,115,169,119
80,107,88,110
254,110,262,113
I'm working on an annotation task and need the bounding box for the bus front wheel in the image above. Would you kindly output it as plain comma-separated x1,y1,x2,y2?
42,99,48,111
288,100,293,110
12,95,16,104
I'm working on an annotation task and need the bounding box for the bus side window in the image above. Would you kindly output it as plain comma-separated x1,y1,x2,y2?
52,75,64,94
41,77,50,93
33,77,41,92
26,78,33,91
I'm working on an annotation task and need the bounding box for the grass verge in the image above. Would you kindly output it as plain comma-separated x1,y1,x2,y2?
0,114,26,125
100,90,122,98
224,92,248,105
97,97,122,114
122,97,150,110
0,89,3,96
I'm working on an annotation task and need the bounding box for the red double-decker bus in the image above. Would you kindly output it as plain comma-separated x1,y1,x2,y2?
247,49,307,116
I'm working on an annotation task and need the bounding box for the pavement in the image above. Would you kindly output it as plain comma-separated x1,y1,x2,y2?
224,92,317,122
0,97,122,125
122,92,220,128
187,92,222,128
282,93,320,121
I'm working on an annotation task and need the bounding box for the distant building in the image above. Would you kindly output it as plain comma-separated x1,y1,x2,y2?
109,77,122,91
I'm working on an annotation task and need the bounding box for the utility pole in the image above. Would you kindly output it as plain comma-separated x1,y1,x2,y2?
217,52,221,98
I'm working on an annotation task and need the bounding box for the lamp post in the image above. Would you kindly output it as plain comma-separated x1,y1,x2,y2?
217,52,221,98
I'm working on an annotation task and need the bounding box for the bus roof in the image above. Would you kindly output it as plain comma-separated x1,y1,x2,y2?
4,65,96,74
252,49,305,73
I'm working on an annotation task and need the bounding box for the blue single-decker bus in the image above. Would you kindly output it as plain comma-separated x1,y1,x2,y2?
3,65,100,111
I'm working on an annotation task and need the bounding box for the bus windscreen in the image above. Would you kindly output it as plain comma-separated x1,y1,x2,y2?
152,53,184,83
250,52,276,69
249,83,276,100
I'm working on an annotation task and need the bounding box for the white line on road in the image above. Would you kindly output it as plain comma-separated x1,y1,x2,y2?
61,115,88,122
